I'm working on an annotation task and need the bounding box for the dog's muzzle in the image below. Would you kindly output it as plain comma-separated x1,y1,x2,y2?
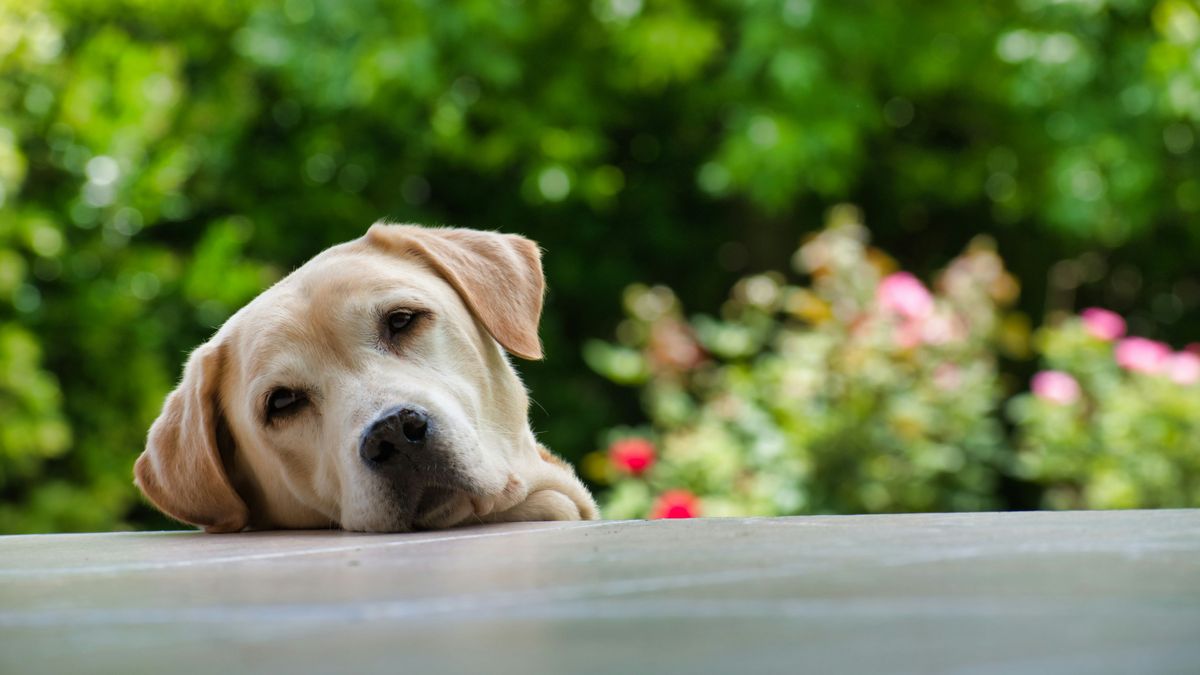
358,405,469,526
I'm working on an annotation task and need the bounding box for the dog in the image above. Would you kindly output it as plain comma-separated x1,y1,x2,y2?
135,223,598,532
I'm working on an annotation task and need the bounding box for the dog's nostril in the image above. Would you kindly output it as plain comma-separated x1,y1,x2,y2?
401,415,427,443
361,439,394,463
368,440,395,463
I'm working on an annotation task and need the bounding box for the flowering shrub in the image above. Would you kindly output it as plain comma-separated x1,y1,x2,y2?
587,206,1199,519
1011,314,1200,509
586,206,1021,519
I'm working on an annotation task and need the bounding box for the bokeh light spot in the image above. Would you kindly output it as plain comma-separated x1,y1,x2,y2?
538,166,572,201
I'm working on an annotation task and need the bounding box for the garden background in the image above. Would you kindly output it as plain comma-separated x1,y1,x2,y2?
1,0,1198,532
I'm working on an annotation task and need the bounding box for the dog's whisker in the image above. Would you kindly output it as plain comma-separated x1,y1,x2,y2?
527,395,549,417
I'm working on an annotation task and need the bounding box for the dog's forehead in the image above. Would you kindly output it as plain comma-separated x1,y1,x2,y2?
225,247,451,380
294,248,412,300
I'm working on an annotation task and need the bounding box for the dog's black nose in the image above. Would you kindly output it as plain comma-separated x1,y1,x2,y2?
360,406,431,464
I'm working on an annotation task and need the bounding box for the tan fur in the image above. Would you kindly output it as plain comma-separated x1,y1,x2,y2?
362,225,545,360
135,343,249,533
135,223,597,532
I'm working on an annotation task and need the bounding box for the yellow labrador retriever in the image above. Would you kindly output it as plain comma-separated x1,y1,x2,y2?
135,224,598,532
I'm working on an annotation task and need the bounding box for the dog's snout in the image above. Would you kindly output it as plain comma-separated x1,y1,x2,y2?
360,406,432,464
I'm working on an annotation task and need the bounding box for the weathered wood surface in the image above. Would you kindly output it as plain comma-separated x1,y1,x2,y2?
2,510,1198,674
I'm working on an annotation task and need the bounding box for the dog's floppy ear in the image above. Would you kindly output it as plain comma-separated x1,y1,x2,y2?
134,341,249,533
364,224,546,360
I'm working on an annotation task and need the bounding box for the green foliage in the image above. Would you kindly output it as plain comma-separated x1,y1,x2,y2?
0,326,71,523
592,207,1020,518
0,0,1197,531
1011,321,1200,509
590,208,1199,519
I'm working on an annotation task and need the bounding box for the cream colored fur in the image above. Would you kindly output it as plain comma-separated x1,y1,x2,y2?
135,223,598,532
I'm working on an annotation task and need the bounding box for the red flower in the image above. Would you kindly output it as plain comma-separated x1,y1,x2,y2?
650,489,700,519
609,438,656,476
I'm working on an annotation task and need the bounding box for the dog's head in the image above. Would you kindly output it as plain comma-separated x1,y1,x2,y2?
135,224,596,532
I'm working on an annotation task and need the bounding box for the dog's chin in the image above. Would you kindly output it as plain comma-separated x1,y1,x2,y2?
411,488,477,529
339,487,477,533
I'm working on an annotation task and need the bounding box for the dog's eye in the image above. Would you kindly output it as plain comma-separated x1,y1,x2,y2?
386,310,415,335
266,389,307,419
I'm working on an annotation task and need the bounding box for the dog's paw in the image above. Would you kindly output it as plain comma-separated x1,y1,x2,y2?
488,489,588,522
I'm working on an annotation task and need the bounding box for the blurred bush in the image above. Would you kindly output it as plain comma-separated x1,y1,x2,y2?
1012,314,1200,509
589,206,1199,519
589,206,1018,517
1,0,1198,530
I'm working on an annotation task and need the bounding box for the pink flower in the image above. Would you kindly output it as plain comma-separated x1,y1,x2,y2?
648,319,705,372
894,318,923,349
889,312,965,350
933,363,961,391
920,311,967,345
877,272,934,320
1114,337,1171,374
649,489,700,519
1080,308,1126,341
609,438,656,476
1165,351,1200,385
1031,370,1081,405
